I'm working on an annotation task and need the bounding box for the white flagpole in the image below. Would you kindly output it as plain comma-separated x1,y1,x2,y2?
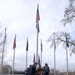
36,4,40,63
66,45,68,75
12,35,16,74
26,51,28,69
26,38,28,69
36,23,39,64
1,28,6,75
65,34,68,75
41,39,42,66
12,48,15,74
41,49,42,66
36,29,39,63
54,37,56,75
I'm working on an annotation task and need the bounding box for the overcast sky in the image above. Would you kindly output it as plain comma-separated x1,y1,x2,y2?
0,0,75,71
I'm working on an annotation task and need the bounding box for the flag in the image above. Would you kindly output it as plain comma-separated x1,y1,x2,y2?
36,4,40,33
66,36,69,47
13,35,16,49
4,27,7,43
41,39,43,52
26,38,28,51
36,4,40,23
33,53,35,64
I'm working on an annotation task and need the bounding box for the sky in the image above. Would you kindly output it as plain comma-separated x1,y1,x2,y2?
0,0,75,71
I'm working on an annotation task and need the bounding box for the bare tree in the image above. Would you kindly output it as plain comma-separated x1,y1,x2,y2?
47,32,75,55
0,32,3,65
61,0,75,26
0,27,7,74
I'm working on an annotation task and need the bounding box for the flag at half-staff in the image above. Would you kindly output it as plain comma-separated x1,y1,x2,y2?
12,34,16,74
26,38,29,69
36,4,40,63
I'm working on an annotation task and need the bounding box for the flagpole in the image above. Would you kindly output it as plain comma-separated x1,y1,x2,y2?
65,33,68,75
41,50,42,66
41,39,42,66
12,35,16,74
36,29,39,63
66,44,68,75
12,48,15,74
1,28,6,75
26,51,28,69
26,38,28,69
54,37,56,75
36,4,40,63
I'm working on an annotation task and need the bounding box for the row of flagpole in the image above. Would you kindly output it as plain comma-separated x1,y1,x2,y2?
1,28,42,74
25,38,43,69
25,4,43,69
1,4,69,75
53,33,69,75
1,27,16,75
1,4,42,75
25,4,41,69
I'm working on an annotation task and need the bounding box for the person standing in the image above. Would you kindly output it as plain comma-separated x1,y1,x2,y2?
28,63,37,75
43,63,50,75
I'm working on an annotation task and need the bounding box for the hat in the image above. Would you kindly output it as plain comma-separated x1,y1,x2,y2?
45,63,48,65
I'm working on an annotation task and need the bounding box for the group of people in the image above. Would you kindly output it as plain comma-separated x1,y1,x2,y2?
25,63,50,75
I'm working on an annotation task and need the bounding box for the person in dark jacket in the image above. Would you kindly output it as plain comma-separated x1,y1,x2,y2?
43,63,50,75
28,63,37,75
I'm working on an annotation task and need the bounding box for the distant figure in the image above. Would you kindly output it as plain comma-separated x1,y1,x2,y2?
28,62,37,75
43,63,50,75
